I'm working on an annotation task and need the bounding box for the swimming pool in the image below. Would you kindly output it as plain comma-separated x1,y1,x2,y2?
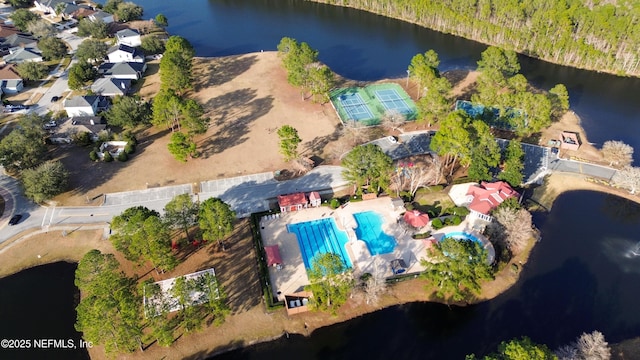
442,231,481,244
442,231,495,264
353,211,397,255
287,218,352,269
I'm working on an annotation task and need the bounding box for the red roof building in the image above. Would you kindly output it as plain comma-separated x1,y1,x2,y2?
466,181,519,215
308,191,321,207
278,192,308,212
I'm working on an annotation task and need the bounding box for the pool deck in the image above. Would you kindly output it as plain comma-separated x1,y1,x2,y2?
260,197,429,301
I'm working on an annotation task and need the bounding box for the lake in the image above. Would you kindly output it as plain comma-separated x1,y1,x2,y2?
0,262,89,359
3,0,640,358
120,0,640,157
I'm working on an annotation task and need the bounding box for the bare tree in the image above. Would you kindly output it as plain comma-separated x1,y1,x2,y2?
342,121,369,146
555,330,611,360
291,157,314,175
362,257,387,305
601,140,634,167
612,166,640,194
492,207,533,255
390,158,441,198
381,109,406,132
27,20,57,39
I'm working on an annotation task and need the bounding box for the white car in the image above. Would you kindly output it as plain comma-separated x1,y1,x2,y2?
387,136,398,144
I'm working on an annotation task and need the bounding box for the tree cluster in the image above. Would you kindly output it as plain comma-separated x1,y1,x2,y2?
9,9,38,32
75,250,143,355
38,36,68,60
75,39,109,64
16,62,49,81
77,18,109,39
105,95,151,128
471,47,565,137
341,143,393,195
305,253,354,314
421,237,494,302
311,0,640,76
466,336,556,360
409,49,452,125
277,125,302,162
612,166,640,195
155,36,209,161
555,331,611,360
160,36,195,94
68,61,98,90
277,37,334,103
103,0,143,22
21,161,69,203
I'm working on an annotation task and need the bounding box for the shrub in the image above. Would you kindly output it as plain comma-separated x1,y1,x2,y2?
452,215,462,225
89,150,99,161
117,152,128,162
124,142,135,154
329,198,340,209
72,131,92,146
450,206,470,216
412,231,432,239
431,218,443,229
405,202,414,211
103,152,113,162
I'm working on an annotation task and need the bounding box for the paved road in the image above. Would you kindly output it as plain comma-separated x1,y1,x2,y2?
0,166,349,245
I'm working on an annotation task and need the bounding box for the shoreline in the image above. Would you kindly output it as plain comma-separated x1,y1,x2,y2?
306,0,639,79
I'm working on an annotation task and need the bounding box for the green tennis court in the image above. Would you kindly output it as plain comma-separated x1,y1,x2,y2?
330,83,417,126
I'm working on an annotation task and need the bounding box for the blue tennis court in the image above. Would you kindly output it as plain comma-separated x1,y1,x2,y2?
338,93,374,121
375,89,412,114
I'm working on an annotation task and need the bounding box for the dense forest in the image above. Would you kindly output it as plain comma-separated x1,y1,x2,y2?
308,0,640,77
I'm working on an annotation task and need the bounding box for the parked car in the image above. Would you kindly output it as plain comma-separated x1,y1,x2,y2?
8,214,22,226
387,135,398,144
51,96,60,102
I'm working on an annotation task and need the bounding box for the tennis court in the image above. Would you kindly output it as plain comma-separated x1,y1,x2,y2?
330,83,417,126
375,88,413,114
339,93,375,121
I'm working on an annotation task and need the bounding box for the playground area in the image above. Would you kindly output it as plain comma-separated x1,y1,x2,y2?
330,83,417,126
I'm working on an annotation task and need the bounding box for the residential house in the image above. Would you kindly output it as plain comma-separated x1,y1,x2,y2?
91,77,132,96
448,181,520,222
88,10,114,24
3,48,43,64
278,193,308,212
34,0,72,16
69,6,96,20
98,62,147,80
1,34,38,52
64,95,110,116
50,116,109,144
115,28,141,47
107,44,145,63
0,64,24,93
0,23,20,39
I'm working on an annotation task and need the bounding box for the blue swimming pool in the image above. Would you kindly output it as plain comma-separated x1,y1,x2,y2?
353,211,397,255
443,231,481,244
287,218,352,269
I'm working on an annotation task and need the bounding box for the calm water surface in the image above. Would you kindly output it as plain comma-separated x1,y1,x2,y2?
0,262,88,359
123,0,640,155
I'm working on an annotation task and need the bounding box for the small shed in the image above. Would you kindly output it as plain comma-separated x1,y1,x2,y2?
308,191,321,207
285,291,312,315
264,245,283,267
278,193,307,212
559,131,581,150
